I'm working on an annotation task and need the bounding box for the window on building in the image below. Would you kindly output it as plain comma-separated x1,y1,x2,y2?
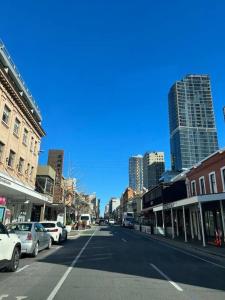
199,177,206,195
191,180,196,196
0,142,5,162
221,167,225,192
26,163,30,177
30,137,34,152
209,172,217,194
34,141,37,155
13,118,20,136
8,150,15,168
30,166,34,180
18,157,24,173
23,128,28,145
2,105,11,125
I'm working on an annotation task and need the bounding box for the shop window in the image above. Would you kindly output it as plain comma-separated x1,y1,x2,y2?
199,176,206,195
191,180,196,196
18,157,24,173
0,142,5,162
2,105,11,125
209,172,217,194
13,118,20,136
8,150,15,168
221,167,225,192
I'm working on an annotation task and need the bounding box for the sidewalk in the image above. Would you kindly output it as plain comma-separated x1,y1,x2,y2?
133,229,225,259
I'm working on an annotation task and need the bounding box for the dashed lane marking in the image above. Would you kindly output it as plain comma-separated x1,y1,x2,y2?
122,238,127,243
16,265,30,273
0,295,9,300
150,263,183,292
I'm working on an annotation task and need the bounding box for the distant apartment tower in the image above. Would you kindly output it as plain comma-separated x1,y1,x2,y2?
168,74,218,171
129,155,143,192
109,197,120,215
47,150,64,203
143,152,165,190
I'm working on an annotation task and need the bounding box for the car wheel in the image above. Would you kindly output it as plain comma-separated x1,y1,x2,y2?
47,238,52,249
32,242,39,257
7,246,20,272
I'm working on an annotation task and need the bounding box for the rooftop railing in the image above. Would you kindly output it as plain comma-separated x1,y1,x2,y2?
0,40,41,119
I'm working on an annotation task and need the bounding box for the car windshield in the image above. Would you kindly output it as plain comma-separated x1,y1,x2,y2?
81,216,89,221
41,223,56,228
7,223,32,231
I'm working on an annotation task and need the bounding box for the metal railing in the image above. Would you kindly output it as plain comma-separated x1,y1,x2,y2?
0,39,41,118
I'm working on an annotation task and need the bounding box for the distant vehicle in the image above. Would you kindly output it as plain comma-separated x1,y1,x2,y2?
109,219,115,225
0,222,21,272
6,222,52,257
122,212,134,228
98,218,105,226
40,221,67,244
79,214,92,227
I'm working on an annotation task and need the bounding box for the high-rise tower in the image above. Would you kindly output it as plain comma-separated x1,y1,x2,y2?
129,155,143,192
168,75,218,171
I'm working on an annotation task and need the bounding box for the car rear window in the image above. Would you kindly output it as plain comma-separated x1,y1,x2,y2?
7,223,32,231
41,223,56,228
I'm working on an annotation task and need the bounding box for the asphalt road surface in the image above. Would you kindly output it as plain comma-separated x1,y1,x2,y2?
1,225,225,300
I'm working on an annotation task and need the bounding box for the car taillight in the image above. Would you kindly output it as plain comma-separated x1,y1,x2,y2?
48,228,58,232
26,233,33,240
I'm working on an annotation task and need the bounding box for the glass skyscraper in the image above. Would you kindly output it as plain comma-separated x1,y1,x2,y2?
129,155,143,192
168,74,218,171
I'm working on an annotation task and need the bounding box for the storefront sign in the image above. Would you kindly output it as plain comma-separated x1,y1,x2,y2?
0,197,6,205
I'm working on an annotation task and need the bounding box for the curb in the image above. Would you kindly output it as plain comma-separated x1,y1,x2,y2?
133,229,225,259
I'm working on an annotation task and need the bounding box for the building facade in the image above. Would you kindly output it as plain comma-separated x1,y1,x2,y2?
143,152,165,190
168,74,218,171
0,41,50,223
109,197,120,217
129,155,143,192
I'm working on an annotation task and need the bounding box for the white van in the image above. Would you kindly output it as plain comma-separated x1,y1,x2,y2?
79,214,92,228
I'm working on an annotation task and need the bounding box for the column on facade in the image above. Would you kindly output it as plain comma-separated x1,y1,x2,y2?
182,206,187,242
154,211,158,234
196,206,201,241
162,209,165,236
189,207,194,239
175,209,179,237
40,203,46,221
171,208,175,239
220,200,225,243
199,202,206,247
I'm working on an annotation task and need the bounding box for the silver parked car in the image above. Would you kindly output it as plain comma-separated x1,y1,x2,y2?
6,222,52,257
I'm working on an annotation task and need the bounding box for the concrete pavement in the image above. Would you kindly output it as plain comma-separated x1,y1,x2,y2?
0,225,225,299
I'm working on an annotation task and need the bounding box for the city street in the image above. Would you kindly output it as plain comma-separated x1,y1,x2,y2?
1,226,225,300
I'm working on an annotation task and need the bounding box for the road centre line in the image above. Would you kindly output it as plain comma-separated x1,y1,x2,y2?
150,263,183,292
145,236,225,270
46,229,97,300
122,238,127,243
16,265,30,273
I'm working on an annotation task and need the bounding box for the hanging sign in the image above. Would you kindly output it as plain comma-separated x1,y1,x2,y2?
0,197,6,205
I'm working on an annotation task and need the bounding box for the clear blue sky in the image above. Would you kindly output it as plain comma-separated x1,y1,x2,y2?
1,1,225,214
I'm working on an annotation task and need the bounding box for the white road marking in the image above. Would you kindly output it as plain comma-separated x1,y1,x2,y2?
150,263,183,292
145,236,225,269
16,265,30,273
46,229,97,300
0,295,9,300
16,297,28,300
122,238,127,243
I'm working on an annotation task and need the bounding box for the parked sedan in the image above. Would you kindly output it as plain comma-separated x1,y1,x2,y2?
0,223,21,272
40,221,67,243
6,222,52,257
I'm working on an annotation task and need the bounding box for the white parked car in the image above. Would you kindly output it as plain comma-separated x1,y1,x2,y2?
79,214,92,228
40,221,67,243
0,223,21,272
